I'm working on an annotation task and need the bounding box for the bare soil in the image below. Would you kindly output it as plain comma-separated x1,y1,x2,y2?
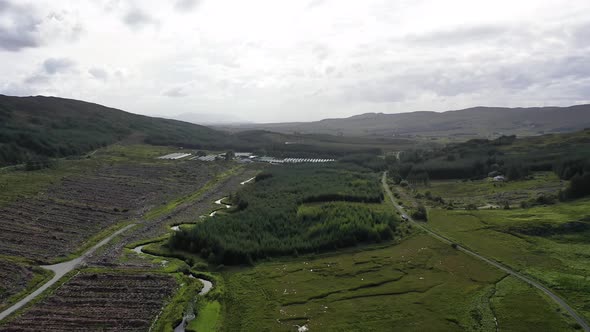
0,272,176,331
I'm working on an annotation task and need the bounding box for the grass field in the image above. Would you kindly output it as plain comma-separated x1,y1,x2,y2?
427,198,590,323
414,172,564,208
221,234,573,331
188,300,221,332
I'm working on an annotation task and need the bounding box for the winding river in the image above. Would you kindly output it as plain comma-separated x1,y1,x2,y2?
135,176,253,332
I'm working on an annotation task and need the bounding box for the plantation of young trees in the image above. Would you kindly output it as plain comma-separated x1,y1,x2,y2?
169,164,398,265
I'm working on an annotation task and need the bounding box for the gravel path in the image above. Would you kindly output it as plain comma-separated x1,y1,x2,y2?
0,224,135,321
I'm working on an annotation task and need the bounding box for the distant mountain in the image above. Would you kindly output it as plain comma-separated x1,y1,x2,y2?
165,112,249,125
0,95,228,166
223,105,590,138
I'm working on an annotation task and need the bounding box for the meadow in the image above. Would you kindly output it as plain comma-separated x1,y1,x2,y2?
427,198,590,322
414,172,564,208
221,234,574,331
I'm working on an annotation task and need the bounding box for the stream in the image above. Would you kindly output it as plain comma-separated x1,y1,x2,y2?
209,197,231,217
132,244,212,332
134,177,252,332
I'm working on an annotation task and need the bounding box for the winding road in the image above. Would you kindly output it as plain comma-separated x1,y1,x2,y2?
382,172,590,332
0,224,136,321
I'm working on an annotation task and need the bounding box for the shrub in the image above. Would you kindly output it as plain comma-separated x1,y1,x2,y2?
412,205,428,221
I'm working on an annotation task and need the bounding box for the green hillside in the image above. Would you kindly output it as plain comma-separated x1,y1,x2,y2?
0,95,227,166
0,95,418,167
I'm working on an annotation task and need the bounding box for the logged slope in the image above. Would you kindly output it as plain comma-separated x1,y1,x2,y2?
0,95,227,166
226,104,590,137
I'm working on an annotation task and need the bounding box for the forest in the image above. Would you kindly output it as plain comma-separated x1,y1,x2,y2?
387,130,590,182
169,164,397,265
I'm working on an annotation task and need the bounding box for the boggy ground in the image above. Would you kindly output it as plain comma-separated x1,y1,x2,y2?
428,198,590,324
222,234,573,331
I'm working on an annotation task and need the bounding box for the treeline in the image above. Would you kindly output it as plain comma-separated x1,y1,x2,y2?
387,130,590,202
555,159,590,200
169,164,396,265
386,131,590,183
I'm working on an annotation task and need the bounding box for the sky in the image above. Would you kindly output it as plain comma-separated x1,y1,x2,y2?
0,0,589,123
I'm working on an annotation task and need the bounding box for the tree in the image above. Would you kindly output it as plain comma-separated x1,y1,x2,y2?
560,172,590,200
507,164,529,181
225,150,235,161
196,150,207,157
412,204,428,221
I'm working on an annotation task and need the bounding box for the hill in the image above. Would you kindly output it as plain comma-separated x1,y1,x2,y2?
0,95,227,166
223,104,590,138
0,95,410,167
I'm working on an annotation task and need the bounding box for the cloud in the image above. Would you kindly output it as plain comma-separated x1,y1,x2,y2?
3,0,590,122
43,57,75,74
24,74,50,85
306,0,327,10
0,82,36,96
405,25,511,46
88,67,109,81
163,86,190,97
0,1,83,52
0,1,42,51
174,0,200,11
123,8,158,29
573,22,590,48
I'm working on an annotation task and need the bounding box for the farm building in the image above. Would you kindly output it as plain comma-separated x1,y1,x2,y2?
493,175,506,182
157,153,192,160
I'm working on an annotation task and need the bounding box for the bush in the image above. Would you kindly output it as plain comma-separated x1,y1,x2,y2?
560,172,590,201
412,205,428,221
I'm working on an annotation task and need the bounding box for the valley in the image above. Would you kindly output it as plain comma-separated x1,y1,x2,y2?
3,0,590,329
1,98,589,331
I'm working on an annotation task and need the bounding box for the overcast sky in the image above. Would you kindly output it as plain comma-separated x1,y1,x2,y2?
1,0,589,122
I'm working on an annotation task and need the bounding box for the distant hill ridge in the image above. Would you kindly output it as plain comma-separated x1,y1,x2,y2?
224,104,590,137
0,94,227,166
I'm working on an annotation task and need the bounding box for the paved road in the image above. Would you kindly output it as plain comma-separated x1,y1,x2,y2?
381,173,590,332
0,224,136,322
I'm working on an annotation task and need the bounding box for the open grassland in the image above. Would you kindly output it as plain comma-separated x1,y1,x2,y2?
428,198,590,322
222,234,573,331
187,300,221,332
415,172,564,208
0,272,176,331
